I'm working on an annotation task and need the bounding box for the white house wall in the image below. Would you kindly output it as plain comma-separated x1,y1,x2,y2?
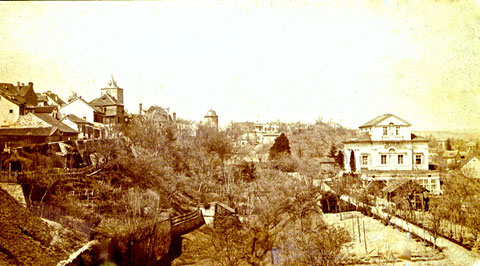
0,97,20,126
344,141,429,172
59,99,95,124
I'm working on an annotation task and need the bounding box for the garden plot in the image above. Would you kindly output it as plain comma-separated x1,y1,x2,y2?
324,211,450,265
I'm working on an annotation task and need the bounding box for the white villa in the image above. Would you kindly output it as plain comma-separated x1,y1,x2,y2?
343,114,441,194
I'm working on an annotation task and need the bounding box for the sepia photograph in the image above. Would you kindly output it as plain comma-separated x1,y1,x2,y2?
0,0,480,265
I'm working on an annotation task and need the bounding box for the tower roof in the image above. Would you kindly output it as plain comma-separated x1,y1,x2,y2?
205,109,217,117
105,75,121,89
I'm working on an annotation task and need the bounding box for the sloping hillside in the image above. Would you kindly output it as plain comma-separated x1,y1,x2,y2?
0,187,86,265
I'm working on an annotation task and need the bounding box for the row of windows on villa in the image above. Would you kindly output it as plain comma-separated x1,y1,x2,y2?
360,154,423,165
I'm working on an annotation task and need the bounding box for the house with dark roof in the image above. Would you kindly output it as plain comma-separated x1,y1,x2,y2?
61,114,96,140
0,113,78,148
0,82,38,126
343,114,441,194
89,76,125,124
36,91,66,107
144,105,173,123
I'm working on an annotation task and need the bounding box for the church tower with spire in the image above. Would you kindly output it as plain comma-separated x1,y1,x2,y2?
101,75,124,105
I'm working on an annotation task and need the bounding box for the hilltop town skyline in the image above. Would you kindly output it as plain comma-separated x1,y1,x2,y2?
1,1,480,130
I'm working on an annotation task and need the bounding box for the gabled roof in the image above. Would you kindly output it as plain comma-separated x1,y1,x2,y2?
382,179,428,194
18,84,32,97
147,105,169,116
0,83,18,95
60,97,103,114
32,113,78,134
62,114,92,125
37,91,66,106
359,114,411,128
90,92,121,107
36,93,48,102
0,113,77,136
0,91,23,106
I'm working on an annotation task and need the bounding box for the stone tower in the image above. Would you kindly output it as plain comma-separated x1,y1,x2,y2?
101,75,124,105
204,109,219,129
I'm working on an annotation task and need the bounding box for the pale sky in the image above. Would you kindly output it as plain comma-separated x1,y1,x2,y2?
1,0,479,130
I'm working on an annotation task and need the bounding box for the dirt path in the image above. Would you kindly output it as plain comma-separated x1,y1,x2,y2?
341,194,480,265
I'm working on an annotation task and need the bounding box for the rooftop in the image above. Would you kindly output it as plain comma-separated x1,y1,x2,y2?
205,109,217,117
359,113,411,128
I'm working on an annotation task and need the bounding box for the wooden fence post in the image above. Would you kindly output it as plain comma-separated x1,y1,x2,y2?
363,220,367,253
357,216,361,243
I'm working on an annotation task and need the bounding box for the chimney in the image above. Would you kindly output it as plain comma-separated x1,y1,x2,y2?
173,112,176,121
139,103,143,115
16,82,20,87
28,82,33,87
47,90,51,94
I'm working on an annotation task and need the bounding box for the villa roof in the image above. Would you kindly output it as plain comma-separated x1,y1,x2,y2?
344,133,427,144
359,114,411,128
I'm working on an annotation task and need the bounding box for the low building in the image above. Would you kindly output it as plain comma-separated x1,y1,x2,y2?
254,122,280,144
0,113,78,149
382,179,429,210
144,105,173,124
466,142,477,155
442,150,461,169
61,114,96,140
316,157,336,172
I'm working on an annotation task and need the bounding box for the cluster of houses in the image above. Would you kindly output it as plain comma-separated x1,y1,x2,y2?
0,77,178,168
233,121,281,145
2,77,479,201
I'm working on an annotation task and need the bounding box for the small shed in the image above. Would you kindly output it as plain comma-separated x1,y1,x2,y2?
382,179,429,210
317,157,336,171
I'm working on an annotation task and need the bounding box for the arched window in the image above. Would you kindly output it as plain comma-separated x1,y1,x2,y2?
389,122,394,136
